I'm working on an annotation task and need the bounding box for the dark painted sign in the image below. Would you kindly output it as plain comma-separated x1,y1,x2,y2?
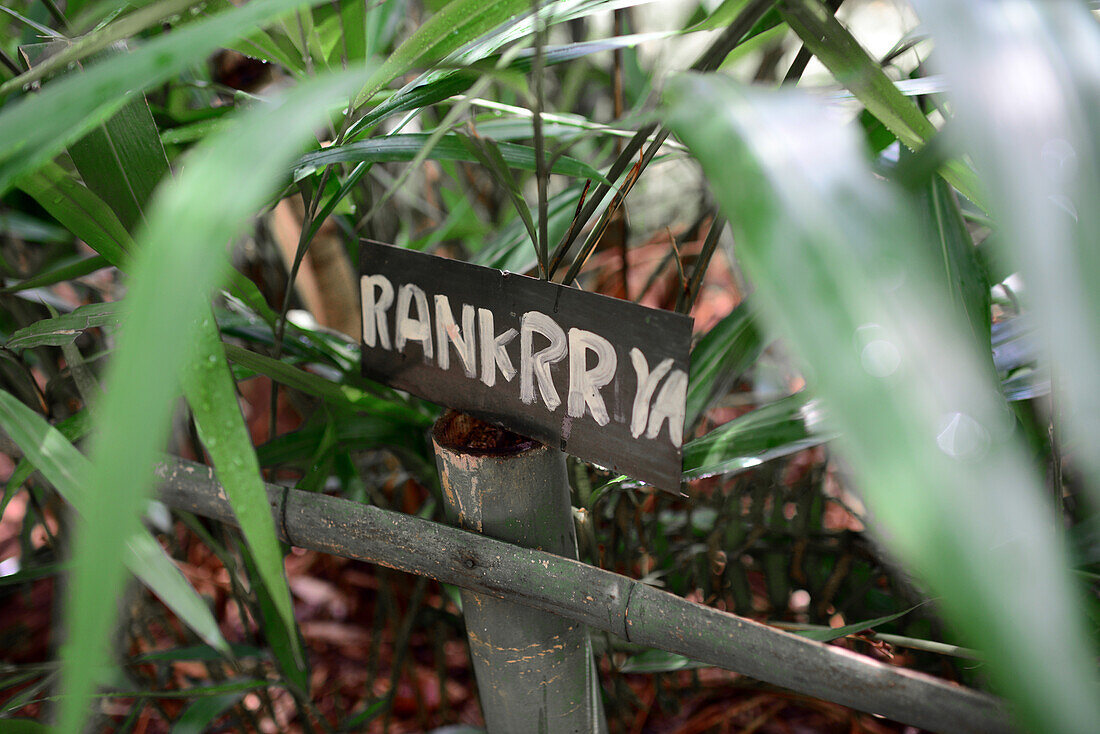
359,241,693,491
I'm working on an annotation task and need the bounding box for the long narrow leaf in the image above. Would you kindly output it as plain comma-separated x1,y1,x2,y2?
910,163,992,352
0,391,229,654
685,300,765,429
56,70,367,733
682,392,832,480
350,0,529,108
0,0,216,97
794,604,922,643
67,86,170,231
349,0,660,112
0,254,111,294
0,0,327,197
63,37,312,685
15,161,134,267
355,31,677,132
181,324,313,683
6,302,122,350
294,133,608,183
665,73,1100,734
777,0,984,208
911,0,1100,519
222,344,431,426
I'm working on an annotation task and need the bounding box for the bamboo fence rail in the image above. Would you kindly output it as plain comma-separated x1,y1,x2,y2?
154,457,1012,734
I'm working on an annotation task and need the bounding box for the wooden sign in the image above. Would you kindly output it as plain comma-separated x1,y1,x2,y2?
359,241,693,491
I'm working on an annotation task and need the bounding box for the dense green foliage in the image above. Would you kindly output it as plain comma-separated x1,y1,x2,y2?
1,0,1098,731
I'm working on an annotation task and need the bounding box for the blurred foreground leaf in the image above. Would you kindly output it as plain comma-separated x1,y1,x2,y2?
0,0,326,197
57,70,366,733
0,391,229,654
777,0,983,208
665,73,1100,734
913,0,1100,512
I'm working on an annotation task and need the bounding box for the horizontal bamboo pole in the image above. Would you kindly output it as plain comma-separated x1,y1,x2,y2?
154,458,1013,734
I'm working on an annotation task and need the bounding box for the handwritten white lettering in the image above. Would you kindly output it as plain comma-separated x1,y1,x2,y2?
567,328,616,426
629,348,673,438
360,275,394,349
478,308,517,387
360,272,687,449
646,369,687,447
520,311,567,411
395,283,433,361
434,295,477,378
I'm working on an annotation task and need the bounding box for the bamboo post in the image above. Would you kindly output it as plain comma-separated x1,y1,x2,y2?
431,410,607,734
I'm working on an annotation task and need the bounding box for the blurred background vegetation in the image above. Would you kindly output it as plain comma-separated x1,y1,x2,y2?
0,0,1099,731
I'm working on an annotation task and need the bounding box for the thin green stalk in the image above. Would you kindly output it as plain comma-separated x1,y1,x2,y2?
531,0,549,277
560,128,668,285
676,215,726,313
547,0,775,279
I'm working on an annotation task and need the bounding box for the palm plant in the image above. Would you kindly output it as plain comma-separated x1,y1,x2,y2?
0,0,1098,732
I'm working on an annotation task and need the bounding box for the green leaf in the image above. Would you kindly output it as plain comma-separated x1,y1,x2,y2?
0,0,220,97
350,0,529,108
913,0,1100,517
236,539,308,694
222,344,431,426
229,25,308,75
77,36,307,679
55,70,367,734
459,132,540,266
336,0,367,63
776,0,984,209
0,391,229,654
57,14,332,694
474,183,584,273
5,302,122,350
350,0,662,113
665,72,1100,734
2,412,91,519
15,161,134,268
910,160,992,354
354,32,678,132
294,133,608,184
180,321,308,681
794,604,923,643
685,300,765,429
0,254,111,294
172,692,245,734
0,0,329,197
256,414,429,468
682,392,831,480
67,75,170,230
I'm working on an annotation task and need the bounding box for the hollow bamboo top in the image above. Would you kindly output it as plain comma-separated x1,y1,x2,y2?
432,409,542,456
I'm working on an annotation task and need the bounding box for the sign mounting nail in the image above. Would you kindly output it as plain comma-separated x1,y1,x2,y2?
359,241,694,492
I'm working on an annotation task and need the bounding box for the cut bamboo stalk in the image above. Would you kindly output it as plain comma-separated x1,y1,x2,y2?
154,457,1013,734
432,410,607,733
